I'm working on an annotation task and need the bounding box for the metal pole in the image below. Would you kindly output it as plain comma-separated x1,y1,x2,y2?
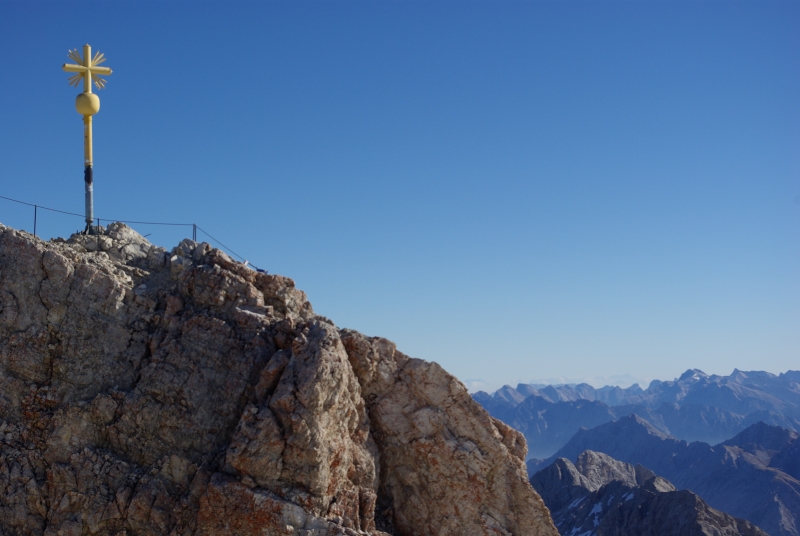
34,205,37,238
193,224,197,241
84,114,94,233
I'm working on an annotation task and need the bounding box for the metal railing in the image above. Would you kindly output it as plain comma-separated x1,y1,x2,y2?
0,194,261,271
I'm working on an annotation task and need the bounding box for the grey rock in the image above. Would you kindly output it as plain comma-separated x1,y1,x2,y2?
533,415,800,536
0,222,557,536
532,450,769,536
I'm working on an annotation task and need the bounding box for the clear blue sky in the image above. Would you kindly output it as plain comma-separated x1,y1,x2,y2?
1,1,798,391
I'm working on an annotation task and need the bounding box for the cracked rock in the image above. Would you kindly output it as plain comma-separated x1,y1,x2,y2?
0,222,558,536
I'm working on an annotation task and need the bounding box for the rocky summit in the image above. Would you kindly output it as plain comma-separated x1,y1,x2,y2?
0,223,558,536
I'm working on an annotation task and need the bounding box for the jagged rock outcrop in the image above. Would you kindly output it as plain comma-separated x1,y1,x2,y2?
0,222,558,536
531,415,800,536
339,331,552,535
531,450,769,536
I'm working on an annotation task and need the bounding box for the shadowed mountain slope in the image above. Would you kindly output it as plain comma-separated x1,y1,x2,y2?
531,450,768,536
530,416,800,536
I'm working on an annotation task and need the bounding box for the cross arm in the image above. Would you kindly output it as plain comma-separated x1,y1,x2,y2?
62,63,87,73
62,64,113,75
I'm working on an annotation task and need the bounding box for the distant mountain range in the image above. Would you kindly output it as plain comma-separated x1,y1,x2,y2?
531,449,768,536
473,369,800,459
530,418,800,536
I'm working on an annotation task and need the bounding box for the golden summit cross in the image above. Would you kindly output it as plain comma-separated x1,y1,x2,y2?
62,44,113,233
62,44,112,92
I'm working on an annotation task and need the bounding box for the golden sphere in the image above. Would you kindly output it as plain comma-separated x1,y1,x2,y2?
75,92,100,116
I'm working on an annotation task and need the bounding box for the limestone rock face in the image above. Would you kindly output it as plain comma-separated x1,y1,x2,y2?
0,222,557,536
339,330,556,536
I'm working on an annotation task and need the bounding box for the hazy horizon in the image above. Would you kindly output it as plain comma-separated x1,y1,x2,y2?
464,366,800,394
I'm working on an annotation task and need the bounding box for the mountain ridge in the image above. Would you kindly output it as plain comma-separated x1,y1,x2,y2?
530,450,769,536
478,367,800,410
530,416,800,536
474,367,800,458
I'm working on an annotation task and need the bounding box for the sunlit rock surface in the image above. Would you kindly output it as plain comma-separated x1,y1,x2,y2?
0,222,558,536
